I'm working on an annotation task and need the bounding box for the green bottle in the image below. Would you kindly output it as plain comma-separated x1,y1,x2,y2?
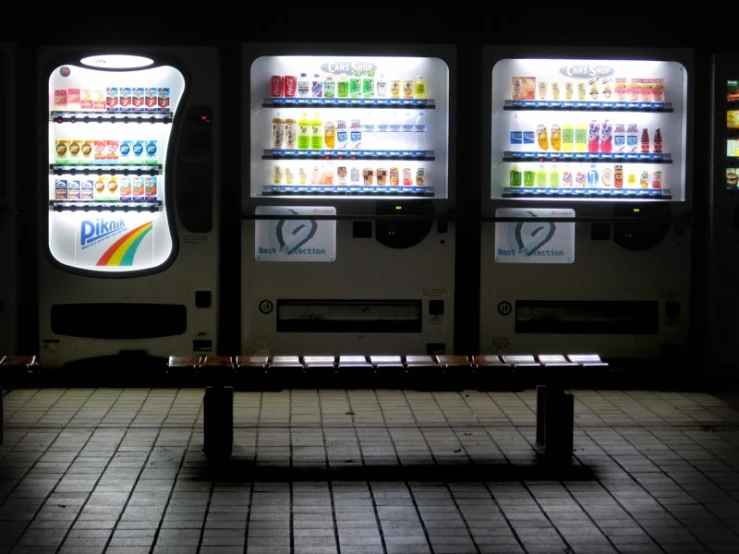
350,70,362,98
536,164,547,186
523,168,535,187
509,164,522,187
338,74,349,98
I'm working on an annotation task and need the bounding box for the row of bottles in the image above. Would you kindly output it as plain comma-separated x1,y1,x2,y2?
273,72,427,100
509,163,663,189
271,111,428,150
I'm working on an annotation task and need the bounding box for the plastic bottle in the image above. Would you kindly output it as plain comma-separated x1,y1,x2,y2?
362,70,375,98
363,116,375,149
271,111,284,149
297,73,310,98
311,74,323,98
587,164,599,187
536,164,547,186
574,123,587,152
653,128,662,153
574,164,586,187
640,128,650,153
562,122,574,152
510,114,523,152
376,74,388,97
323,75,336,98
549,164,560,187
324,120,335,149
587,120,600,153
388,111,402,149
284,115,297,150
310,112,323,150
336,119,349,150
350,119,362,149
414,111,427,151
401,111,414,148
523,167,535,187
376,115,389,149
414,75,426,99
297,112,311,150
337,74,349,98
510,164,522,187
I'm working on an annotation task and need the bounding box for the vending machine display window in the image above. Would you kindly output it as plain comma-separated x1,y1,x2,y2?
249,55,450,200
490,58,688,201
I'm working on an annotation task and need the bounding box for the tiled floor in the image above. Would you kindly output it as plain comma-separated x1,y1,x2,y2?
1,387,738,554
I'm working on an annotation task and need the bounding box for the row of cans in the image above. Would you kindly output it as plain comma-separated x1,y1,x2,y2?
54,175,158,201
55,139,158,164
272,164,427,187
53,87,171,112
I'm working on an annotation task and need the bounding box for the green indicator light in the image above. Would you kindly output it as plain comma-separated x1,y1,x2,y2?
634,208,640,213
395,206,402,210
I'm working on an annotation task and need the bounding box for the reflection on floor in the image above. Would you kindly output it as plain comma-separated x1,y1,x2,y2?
1,388,738,554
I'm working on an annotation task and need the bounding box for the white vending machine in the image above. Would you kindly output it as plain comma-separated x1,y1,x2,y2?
38,47,220,368
480,46,694,364
242,43,456,356
0,43,16,356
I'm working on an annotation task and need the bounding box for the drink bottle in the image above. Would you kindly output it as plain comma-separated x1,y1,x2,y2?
362,70,375,98
414,75,426,99
587,164,599,187
640,128,650,153
536,124,549,150
271,111,283,149
323,75,336,98
587,120,600,153
297,73,310,98
549,164,560,187
561,123,574,152
600,120,613,152
311,74,323,98
337,74,349,98
297,112,311,149
336,120,348,149
376,74,388,97
324,120,336,149
350,71,362,98
523,167,535,187
550,123,561,151
414,111,427,151
510,164,522,187
653,128,662,153
536,164,547,186
574,123,587,152
310,113,323,150
284,116,297,149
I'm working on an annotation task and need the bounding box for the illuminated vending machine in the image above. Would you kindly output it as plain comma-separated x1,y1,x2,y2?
0,43,16,356
480,46,693,364
242,43,455,356
708,54,739,368
38,48,219,368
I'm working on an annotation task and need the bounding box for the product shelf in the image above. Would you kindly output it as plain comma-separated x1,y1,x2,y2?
262,185,433,197
501,186,671,199
263,98,434,109
49,200,162,212
502,100,674,112
50,164,162,175
50,111,173,123
263,149,434,161
502,151,672,163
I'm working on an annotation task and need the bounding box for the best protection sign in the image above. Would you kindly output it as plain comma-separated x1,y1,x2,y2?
255,206,336,262
494,208,575,264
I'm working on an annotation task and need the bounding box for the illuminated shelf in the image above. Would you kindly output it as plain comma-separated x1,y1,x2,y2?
50,200,162,212
263,149,434,160
50,164,162,175
50,110,173,123
263,98,434,109
262,185,433,197
503,151,672,163
503,99,674,112
502,186,671,199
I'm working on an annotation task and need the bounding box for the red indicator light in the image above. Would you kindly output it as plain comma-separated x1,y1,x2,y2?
201,115,207,121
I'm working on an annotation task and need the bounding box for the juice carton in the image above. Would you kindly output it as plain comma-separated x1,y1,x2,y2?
67,89,80,111
92,90,106,111
94,140,107,163
157,87,170,112
106,139,119,162
131,175,144,200
54,179,67,199
144,176,157,200
67,179,80,200
118,175,131,201
132,139,146,163
145,87,157,110
80,179,94,200
145,140,158,164
80,89,93,110
132,87,145,111
54,89,67,110
55,139,69,164
68,139,82,163
106,87,119,111
119,87,132,111
80,140,94,164
119,140,133,164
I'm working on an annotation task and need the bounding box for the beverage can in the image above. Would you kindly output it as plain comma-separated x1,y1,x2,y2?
55,179,67,199
376,168,387,186
338,74,349,98
640,170,649,188
577,82,586,101
390,80,401,99
524,169,535,187
588,78,599,100
562,168,572,187
416,167,426,186
270,75,284,97
536,124,549,150
510,164,522,187
363,168,374,186
145,87,157,110
55,139,69,163
337,166,348,185
106,87,119,111
390,167,400,186
297,74,310,98
652,170,662,189
132,87,144,111
299,167,308,185
402,168,413,186
273,165,283,185
537,81,548,100
67,179,80,200
550,124,561,151
565,82,573,101
512,77,522,100
551,82,560,101
600,120,612,153
627,172,636,186
157,86,170,113
614,164,624,188
284,75,297,98
350,166,360,184
68,139,81,160
587,120,600,153
601,167,613,187
402,80,414,99
574,168,586,187
285,167,294,185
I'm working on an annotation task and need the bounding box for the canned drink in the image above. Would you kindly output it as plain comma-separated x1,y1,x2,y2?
551,82,560,101
337,166,348,185
363,168,374,186
390,80,401,99
416,167,426,186
640,170,649,188
270,75,283,97
299,167,308,185
402,168,413,186
390,167,400,186
402,80,415,99
627,172,637,186
565,82,574,100
614,164,624,188
285,167,294,185
376,168,387,186
651,170,662,189
350,167,360,184
577,82,586,101
284,75,297,98
273,165,283,185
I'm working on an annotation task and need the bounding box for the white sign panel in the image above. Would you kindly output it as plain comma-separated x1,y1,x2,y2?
255,206,336,262
494,208,575,264
49,211,172,272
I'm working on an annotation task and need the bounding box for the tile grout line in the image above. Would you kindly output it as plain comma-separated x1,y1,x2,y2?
241,388,263,554
324,389,342,554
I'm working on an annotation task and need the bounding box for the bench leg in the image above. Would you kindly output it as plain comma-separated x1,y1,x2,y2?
536,385,547,445
544,389,574,461
203,386,233,461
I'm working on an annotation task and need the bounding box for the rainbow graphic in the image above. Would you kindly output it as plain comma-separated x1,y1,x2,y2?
96,221,153,266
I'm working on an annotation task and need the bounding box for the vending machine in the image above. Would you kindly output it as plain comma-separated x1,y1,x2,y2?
0,43,16,356
480,46,694,364
242,43,456,356
37,47,219,368
709,53,739,368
